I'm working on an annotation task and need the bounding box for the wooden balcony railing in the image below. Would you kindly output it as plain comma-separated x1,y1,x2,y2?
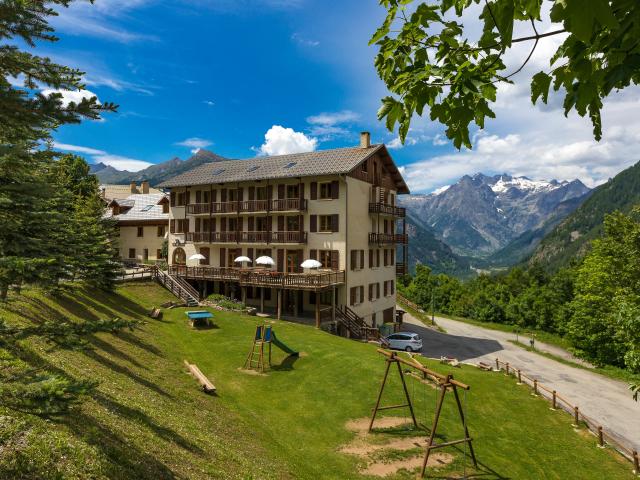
168,265,345,291
368,233,409,245
396,263,407,276
186,198,307,215
369,202,406,217
186,231,307,244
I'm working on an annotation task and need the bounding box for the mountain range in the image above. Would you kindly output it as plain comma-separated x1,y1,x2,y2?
400,173,592,274
91,149,228,185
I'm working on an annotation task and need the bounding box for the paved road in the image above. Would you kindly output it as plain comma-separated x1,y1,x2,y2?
400,308,640,453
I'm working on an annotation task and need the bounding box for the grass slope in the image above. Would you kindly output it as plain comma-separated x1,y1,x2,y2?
1,282,634,479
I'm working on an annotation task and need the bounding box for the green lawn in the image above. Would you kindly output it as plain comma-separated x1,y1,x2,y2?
0,282,634,479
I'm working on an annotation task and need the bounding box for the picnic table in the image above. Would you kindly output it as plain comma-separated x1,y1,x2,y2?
185,310,214,328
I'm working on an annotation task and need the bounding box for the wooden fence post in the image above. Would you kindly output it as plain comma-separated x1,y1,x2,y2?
517,369,522,384
597,426,604,447
495,358,499,370
633,450,639,473
552,390,557,410
573,406,580,426
533,379,538,396
505,362,510,375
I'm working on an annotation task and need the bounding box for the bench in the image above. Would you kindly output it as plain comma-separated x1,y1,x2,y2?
184,360,216,394
477,361,493,371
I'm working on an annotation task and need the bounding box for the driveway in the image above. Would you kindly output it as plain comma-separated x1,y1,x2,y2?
400,308,640,453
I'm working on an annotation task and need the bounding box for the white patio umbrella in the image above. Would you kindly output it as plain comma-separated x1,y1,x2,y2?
234,256,252,268
255,256,275,266
188,253,206,261
300,259,322,269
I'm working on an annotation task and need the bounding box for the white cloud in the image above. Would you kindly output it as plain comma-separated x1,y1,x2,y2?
41,88,100,107
306,110,359,139
258,125,317,156
175,137,213,153
432,134,448,146
203,100,215,106
291,32,320,47
53,142,106,155
93,154,153,172
53,143,151,172
387,136,417,149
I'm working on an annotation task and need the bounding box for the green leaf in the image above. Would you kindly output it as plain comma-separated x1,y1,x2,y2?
531,71,552,104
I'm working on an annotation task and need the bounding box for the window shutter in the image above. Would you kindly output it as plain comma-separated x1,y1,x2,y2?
376,249,380,268
310,249,317,260
297,249,304,273
221,218,227,232
391,280,395,294
200,247,210,265
350,287,356,306
369,284,373,301
195,191,201,203
221,188,227,202
299,214,304,234
277,249,284,272
384,281,388,297
391,251,395,266
248,217,254,231
220,248,226,267
212,189,217,202
360,250,364,270
278,184,285,200
299,183,305,202
170,192,176,206
212,218,217,232
267,216,273,232
359,286,364,304
350,250,356,271
369,249,373,268
384,249,388,266
170,219,175,233
277,216,285,231
247,248,254,261
249,186,255,201
237,217,243,232
310,215,317,233
331,214,339,232
331,180,339,199
195,218,201,232
331,251,339,270
376,283,380,299
267,185,273,200
237,188,243,201
310,182,317,200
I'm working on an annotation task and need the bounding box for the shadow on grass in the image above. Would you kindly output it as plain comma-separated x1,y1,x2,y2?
89,335,147,370
93,393,204,455
59,410,177,479
270,354,299,371
83,349,173,399
117,330,164,357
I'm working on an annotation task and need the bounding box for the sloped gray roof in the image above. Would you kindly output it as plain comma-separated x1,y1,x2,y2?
104,193,169,222
157,144,392,188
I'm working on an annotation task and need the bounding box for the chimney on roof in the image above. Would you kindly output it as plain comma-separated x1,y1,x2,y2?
141,180,149,194
360,131,371,149
130,181,137,194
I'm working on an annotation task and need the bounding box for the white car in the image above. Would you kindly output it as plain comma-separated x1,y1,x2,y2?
384,332,423,352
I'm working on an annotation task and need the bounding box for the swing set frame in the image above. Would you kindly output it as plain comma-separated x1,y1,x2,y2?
369,349,478,478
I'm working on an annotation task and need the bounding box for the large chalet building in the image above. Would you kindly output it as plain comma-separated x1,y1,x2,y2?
158,132,409,330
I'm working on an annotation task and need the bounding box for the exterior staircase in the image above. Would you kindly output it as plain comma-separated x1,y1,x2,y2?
154,267,199,307
335,305,380,341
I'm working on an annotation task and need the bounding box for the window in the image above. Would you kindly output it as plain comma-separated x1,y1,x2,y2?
283,161,297,169
157,225,165,237
199,247,210,266
247,165,260,172
319,250,332,269
137,226,144,237
156,249,163,259
319,182,332,199
143,249,149,261
350,286,365,306
162,203,169,213
361,161,368,173
369,282,380,301
141,205,153,212
128,248,136,259
350,250,365,270
384,280,395,296
212,168,225,176
175,219,188,233
286,184,299,199
228,189,239,201
256,187,267,200
256,217,269,231
319,215,332,232
286,216,299,231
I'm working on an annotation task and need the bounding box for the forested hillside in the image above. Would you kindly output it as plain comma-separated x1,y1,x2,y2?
532,161,640,270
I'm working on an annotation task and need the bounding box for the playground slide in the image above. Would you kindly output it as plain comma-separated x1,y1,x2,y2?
270,332,299,357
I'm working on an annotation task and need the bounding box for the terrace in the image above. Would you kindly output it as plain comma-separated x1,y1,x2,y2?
368,232,409,245
186,198,307,215
185,231,308,244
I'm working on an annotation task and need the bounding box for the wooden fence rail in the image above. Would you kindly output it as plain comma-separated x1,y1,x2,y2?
494,358,639,473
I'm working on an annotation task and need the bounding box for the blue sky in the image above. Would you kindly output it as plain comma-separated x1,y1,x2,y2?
45,0,640,192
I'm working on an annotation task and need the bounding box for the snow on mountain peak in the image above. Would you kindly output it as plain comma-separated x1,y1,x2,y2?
490,176,563,194
431,184,451,195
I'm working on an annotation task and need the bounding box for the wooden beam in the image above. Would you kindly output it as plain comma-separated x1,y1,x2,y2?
183,360,216,394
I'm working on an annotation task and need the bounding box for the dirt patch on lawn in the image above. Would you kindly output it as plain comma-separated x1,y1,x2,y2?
340,417,453,477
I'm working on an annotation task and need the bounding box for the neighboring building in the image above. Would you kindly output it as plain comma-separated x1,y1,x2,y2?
104,192,170,263
157,132,409,330
100,180,162,203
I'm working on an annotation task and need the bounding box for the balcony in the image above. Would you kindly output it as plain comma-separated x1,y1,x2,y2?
168,265,345,291
186,198,307,215
368,233,408,245
369,202,406,217
396,263,407,276
186,231,307,244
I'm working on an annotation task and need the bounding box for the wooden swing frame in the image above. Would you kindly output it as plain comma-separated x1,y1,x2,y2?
369,349,478,478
